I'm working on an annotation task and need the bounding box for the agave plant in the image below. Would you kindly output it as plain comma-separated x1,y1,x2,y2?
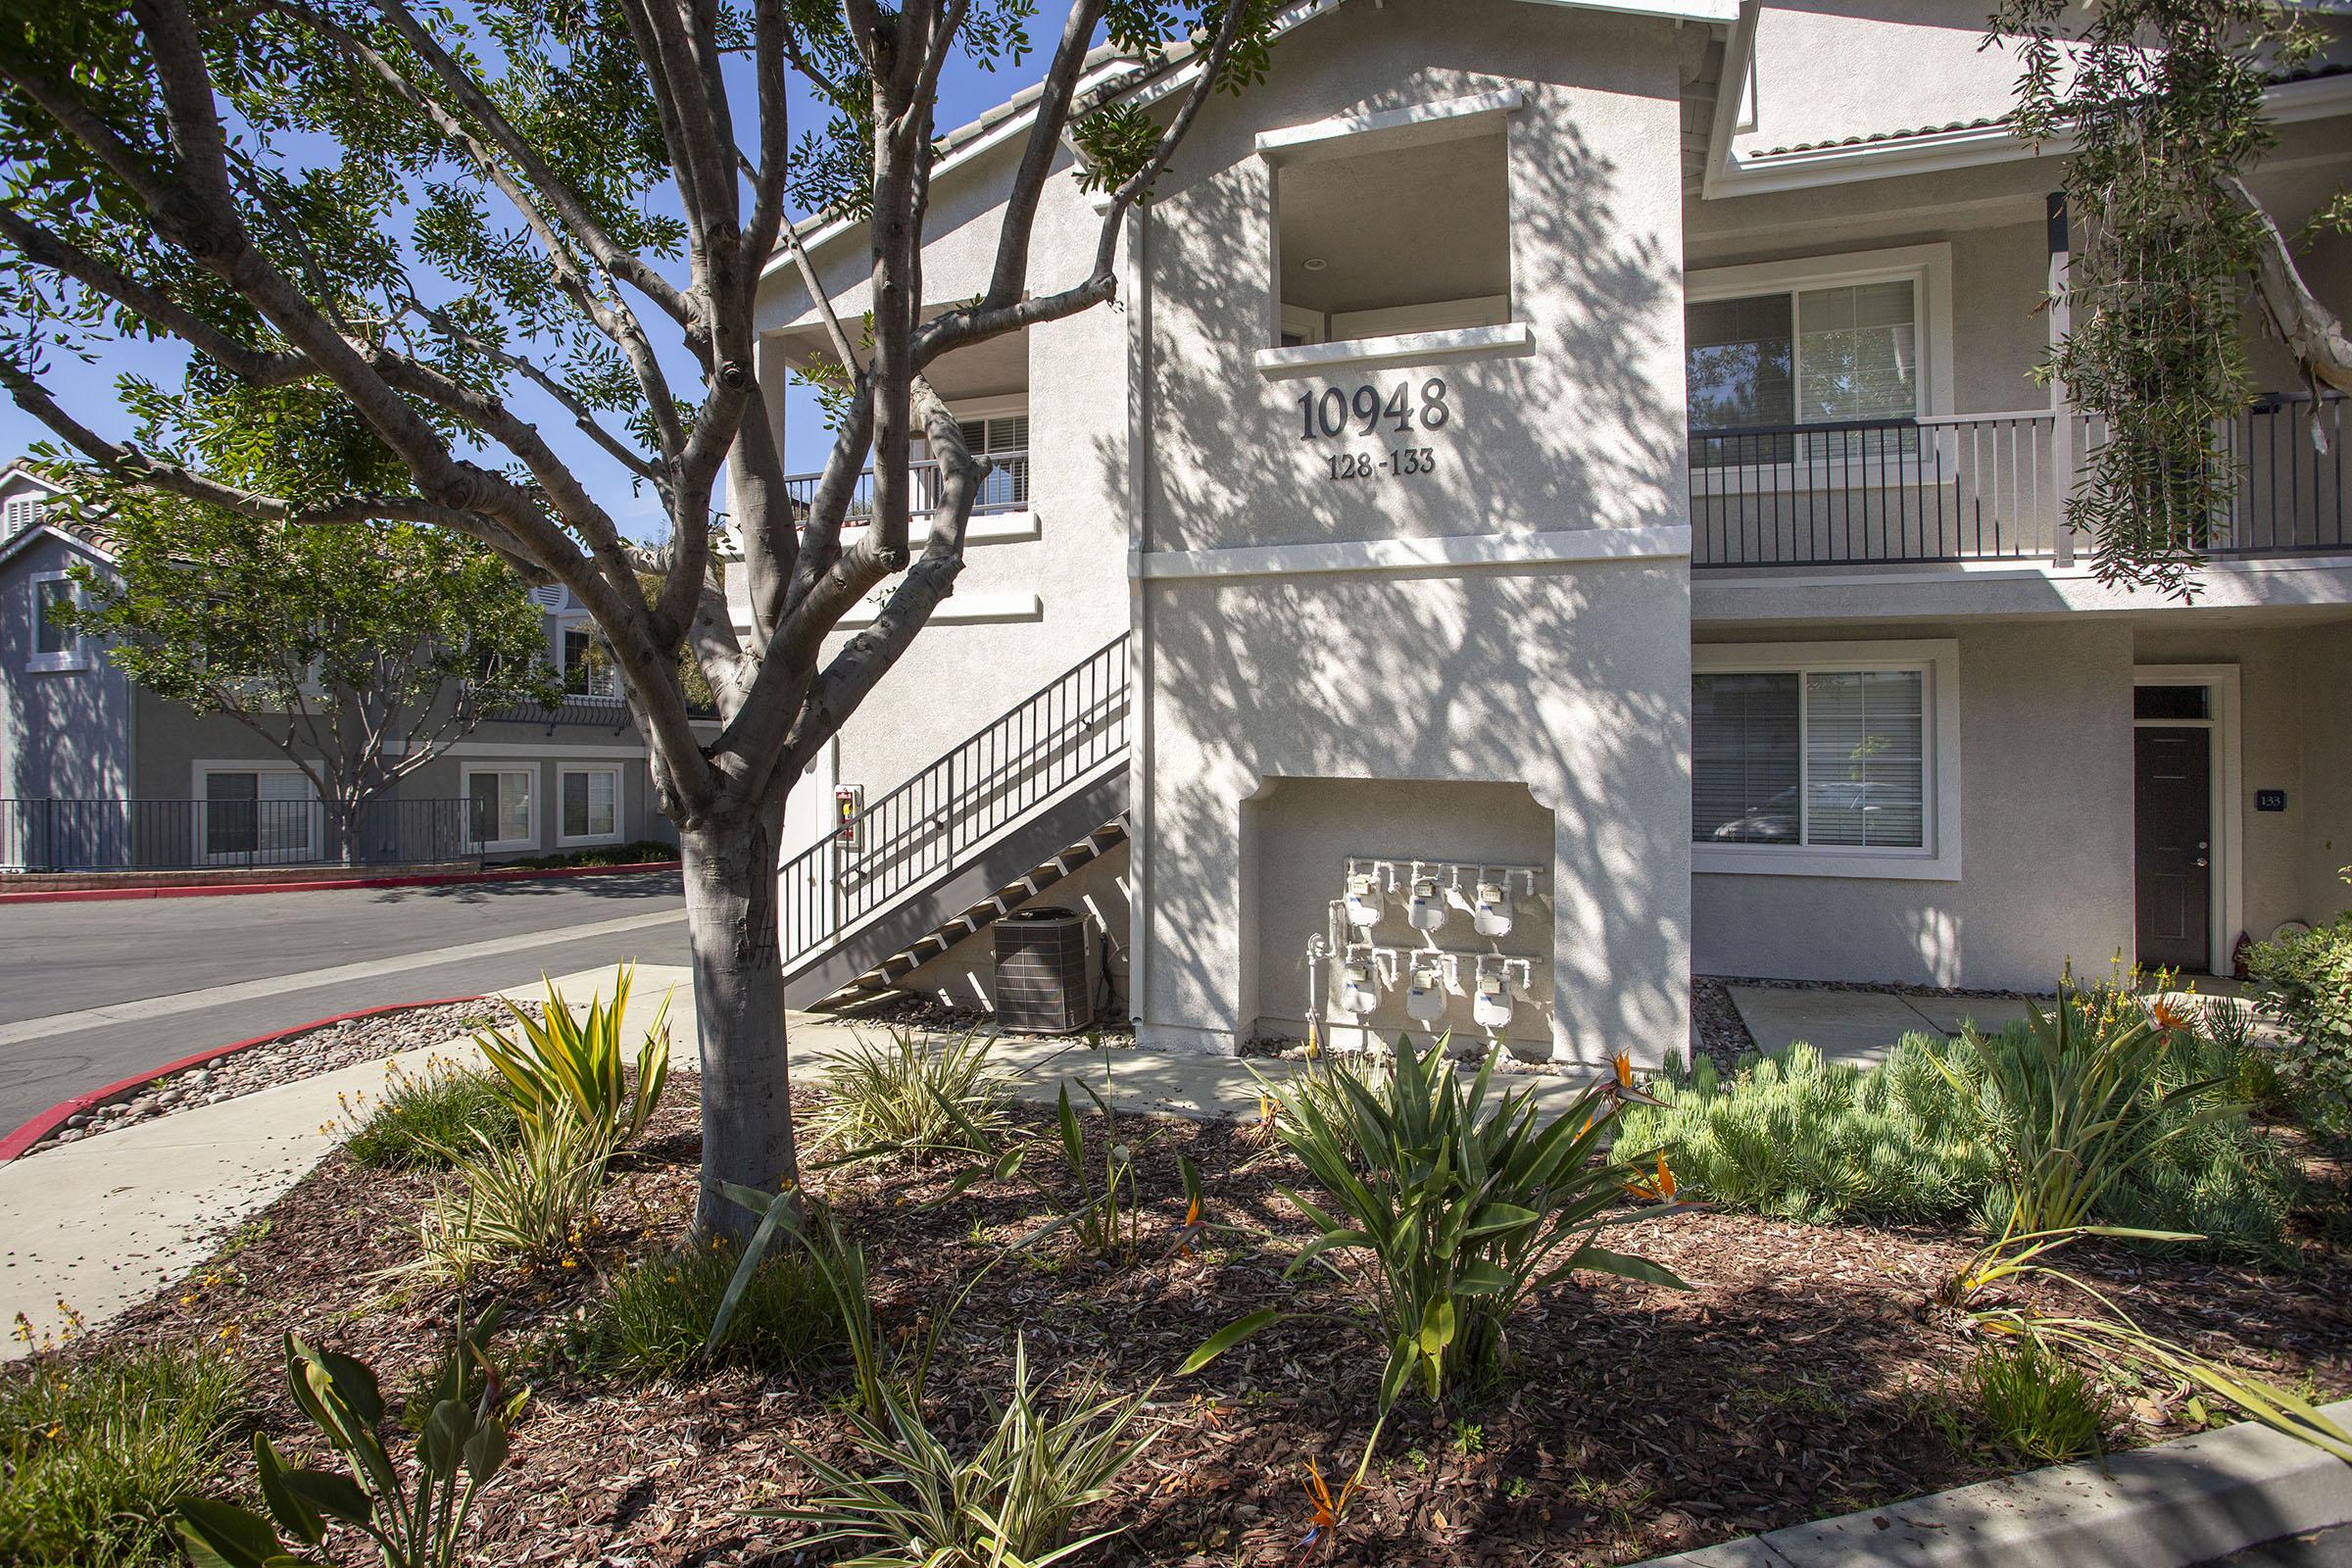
1188,1035,1690,1408
475,964,670,1172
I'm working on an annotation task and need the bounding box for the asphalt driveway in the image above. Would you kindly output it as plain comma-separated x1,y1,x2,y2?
0,870,690,1132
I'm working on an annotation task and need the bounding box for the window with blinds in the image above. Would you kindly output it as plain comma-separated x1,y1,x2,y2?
955,414,1029,513
1693,666,1927,852
1686,276,1920,466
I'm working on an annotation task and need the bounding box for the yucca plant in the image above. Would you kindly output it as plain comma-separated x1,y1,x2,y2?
758,1339,1153,1568
475,964,670,1173
176,1305,512,1568
808,1028,1012,1168
1188,1035,1690,1408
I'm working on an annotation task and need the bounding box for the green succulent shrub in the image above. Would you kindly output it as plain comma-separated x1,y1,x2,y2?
2248,906,2352,1142
1621,990,2293,1257
345,1061,519,1172
1612,1042,1991,1225
1965,1338,2110,1463
578,1239,842,1377
0,1341,246,1568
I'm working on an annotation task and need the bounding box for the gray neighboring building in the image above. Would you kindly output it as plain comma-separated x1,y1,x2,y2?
746,0,2352,1063
0,461,688,869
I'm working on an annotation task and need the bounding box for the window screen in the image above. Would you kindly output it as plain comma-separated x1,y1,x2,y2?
1693,667,1927,852
1693,672,1800,844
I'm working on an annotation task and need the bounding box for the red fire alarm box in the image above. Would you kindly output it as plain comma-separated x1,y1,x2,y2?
834,786,863,850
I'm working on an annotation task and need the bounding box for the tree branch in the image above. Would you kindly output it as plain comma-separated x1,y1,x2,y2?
2231,175,2352,399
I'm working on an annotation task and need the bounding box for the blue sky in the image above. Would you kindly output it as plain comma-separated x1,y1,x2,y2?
0,44,1053,546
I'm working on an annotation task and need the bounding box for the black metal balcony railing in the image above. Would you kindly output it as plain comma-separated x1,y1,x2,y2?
0,797,478,873
466,688,717,730
1690,394,2347,569
781,452,1030,526
777,634,1128,970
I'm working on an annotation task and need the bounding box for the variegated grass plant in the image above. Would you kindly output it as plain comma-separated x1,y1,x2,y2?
807,1027,1012,1169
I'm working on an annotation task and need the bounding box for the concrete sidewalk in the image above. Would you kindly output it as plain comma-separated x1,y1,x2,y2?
0,964,1617,1356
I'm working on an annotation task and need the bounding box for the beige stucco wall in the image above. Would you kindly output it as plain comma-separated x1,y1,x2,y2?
1736,0,2043,160
2132,617,2352,940
1692,617,2137,991
1125,0,1696,1064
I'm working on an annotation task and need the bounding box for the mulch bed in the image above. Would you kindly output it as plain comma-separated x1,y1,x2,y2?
42,1079,2352,1568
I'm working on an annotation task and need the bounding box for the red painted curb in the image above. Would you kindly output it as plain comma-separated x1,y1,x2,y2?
0,995,488,1162
0,858,682,906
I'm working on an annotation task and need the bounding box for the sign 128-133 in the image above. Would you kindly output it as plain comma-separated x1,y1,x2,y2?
1298,376,1449,483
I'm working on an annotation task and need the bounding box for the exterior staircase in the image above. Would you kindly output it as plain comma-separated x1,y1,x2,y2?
779,635,1130,1010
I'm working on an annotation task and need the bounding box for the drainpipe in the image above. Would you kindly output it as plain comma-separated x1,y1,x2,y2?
2047,190,2078,569
1125,202,1156,1029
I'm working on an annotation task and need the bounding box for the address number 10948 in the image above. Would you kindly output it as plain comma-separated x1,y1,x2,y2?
1297,377,1451,440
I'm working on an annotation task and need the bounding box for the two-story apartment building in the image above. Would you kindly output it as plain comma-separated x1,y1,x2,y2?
0,460,687,870
743,0,2352,1064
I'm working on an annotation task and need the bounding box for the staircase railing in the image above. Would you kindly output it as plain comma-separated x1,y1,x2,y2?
778,633,1129,970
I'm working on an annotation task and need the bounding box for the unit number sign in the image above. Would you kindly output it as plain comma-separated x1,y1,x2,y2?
1297,376,1450,484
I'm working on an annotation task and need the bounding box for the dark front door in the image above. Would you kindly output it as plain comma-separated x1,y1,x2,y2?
2134,726,2212,972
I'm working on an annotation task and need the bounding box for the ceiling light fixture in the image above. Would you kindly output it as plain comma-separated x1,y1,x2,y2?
1301,257,1328,271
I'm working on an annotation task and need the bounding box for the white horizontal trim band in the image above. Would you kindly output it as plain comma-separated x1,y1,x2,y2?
1254,88,1526,159
1255,322,1535,378
1136,523,1692,582
837,589,1043,628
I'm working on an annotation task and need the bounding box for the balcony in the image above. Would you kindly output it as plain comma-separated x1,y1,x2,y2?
782,451,1030,526
1690,395,2347,569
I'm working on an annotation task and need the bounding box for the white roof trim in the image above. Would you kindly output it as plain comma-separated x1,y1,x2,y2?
0,461,68,497
0,520,117,574
1705,71,2352,198
1512,0,1737,19
1254,87,1526,158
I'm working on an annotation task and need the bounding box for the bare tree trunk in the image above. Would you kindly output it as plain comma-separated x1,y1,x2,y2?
679,790,797,1240
327,795,361,867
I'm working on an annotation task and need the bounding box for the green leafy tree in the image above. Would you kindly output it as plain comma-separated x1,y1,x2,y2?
0,0,1276,1237
63,489,557,865
1997,0,2352,597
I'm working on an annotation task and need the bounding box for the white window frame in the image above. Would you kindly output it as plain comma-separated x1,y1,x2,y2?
1254,90,1533,378
2132,664,2243,978
557,762,625,848
462,762,539,853
191,761,321,865
1692,638,1962,881
26,570,89,672
1684,243,1954,493
557,615,619,701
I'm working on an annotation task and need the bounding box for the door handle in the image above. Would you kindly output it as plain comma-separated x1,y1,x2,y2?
2194,857,2209,867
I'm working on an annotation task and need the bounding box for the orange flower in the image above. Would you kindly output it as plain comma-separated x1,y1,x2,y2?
1168,1192,1207,1261
2147,998,2191,1034
1298,1458,1356,1555
1612,1052,1634,1090
1621,1152,1678,1204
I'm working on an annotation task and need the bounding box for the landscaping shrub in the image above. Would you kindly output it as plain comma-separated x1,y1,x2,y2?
418,1115,608,1276
1622,995,2294,1257
809,1028,1011,1168
473,965,671,1174
503,839,677,870
346,1060,520,1170
762,1339,1153,1568
1191,1035,1689,1406
2249,906,2352,1142
1612,1042,1991,1225
580,1241,842,1376
1965,1338,2109,1463
178,1313,511,1568
0,1341,246,1568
